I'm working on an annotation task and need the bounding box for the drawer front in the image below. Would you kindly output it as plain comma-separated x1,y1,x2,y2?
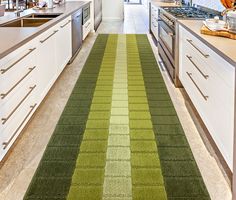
0,78,37,132
83,19,91,40
0,63,37,106
57,16,72,29
179,28,235,170
0,41,37,76
151,7,158,40
0,89,37,160
179,25,234,88
0,72,38,114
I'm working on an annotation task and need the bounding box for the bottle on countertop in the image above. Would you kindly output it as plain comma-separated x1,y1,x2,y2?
47,0,53,9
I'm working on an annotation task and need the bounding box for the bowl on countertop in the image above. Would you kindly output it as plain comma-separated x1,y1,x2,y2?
204,19,226,31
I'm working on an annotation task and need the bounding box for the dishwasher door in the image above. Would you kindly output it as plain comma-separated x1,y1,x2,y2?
70,9,83,62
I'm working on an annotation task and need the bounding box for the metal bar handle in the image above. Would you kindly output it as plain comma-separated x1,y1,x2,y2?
186,72,209,101
2,103,37,150
0,48,36,74
186,39,209,58
1,66,36,99
60,20,71,28
186,55,209,79
40,30,58,43
1,85,36,125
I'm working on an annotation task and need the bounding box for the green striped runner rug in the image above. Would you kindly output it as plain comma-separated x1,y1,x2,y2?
24,34,210,200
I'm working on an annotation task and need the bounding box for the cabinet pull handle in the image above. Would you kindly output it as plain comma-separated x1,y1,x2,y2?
1,66,36,99
40,30,58,43
1,85,36,125
186,72,209,101
186,39,209,58
0,48,36,75
2,103,37,150
60,20,71,28
186,56,209,79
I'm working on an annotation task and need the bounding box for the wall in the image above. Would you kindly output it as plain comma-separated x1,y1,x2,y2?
192,0,225,11
102,0,124,21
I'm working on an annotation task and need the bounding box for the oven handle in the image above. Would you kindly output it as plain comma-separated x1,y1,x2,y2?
158,21,175,38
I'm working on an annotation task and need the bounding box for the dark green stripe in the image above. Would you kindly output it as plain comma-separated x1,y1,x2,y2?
24,34,109,200
135,34,210,199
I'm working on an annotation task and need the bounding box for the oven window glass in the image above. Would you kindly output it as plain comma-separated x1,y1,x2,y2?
159,26,173,54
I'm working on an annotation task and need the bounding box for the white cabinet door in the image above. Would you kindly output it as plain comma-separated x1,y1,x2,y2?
55,16,72,74
37,27,58,99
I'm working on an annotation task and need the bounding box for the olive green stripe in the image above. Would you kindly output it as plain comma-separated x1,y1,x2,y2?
126,34,167,200
23,34,109,200
135,34,210,199
66,35,118,200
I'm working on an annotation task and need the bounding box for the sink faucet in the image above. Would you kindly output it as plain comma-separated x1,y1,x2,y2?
15,0,23,17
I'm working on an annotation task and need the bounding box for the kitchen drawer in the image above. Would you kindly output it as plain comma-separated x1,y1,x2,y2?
181,43,234,109
0,96,37,160
151,4,158,16
0,72,37,112
83,18,91,40
56,15,72,29
0,63,38,107
0,40,37,76
179,25,234,88
179,41,235,170
0,78,37,132
151,19,158,40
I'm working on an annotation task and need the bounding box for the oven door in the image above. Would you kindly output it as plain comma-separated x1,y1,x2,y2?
158,21,175,61
83,5,90,25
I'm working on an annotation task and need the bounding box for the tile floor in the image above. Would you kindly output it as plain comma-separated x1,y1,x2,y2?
0,4,232,200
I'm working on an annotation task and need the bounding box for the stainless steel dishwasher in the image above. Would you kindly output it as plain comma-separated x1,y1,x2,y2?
70,9,83,63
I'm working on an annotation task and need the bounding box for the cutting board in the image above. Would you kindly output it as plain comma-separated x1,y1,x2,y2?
201,25,236,40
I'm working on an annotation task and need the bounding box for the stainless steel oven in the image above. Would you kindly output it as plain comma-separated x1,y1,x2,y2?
158,9,176,81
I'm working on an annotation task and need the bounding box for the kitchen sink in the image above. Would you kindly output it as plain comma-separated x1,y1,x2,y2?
0,13,62,27
25,13,62,18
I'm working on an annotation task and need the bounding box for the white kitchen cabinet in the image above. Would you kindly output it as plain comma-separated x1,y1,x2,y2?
55,16,72,74
179,25,235,171
37,26,58,100
83,18,91,40
0,14,74,162
151,3,158,41
0,39,38,161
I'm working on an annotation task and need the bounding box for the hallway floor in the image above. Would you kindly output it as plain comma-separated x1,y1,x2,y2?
0,4,232,200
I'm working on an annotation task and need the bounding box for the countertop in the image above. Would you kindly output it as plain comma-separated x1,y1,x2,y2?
151,0,236,66
151,0,177,8
178,20,236,66
0,1,90,59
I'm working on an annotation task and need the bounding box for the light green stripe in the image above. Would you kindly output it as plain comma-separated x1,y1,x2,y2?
103,35,132,200
66,35,118,200
126,35,167,200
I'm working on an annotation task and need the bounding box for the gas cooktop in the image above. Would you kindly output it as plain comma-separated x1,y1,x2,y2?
163,7,220,19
